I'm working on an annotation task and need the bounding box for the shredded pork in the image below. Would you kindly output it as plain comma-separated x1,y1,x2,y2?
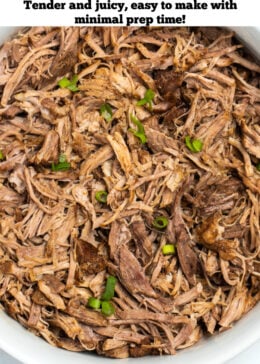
0,26,259,358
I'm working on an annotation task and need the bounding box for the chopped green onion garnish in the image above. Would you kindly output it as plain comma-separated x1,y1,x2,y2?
51,154,71,171
0,150,4,161
152,216,169,229
129,114,147,144
136,88,155,110
100,103,113,122
185,136,194,152
101,301,115,316
256,163,260,171
71,74,79,85
58,154,67,163
101,276,117,301
58,75,79,92
162,244,175,255
58,77,71,88
185,136,203,153
88,297,101,309
67,84,79,92
95,190,108,203
51,162,71,171
191,139,203,152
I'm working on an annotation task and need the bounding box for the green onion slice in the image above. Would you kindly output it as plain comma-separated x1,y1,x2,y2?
162,244,175,255
256,163,260,171
0,150,4,161
101,301,115,316
185,136,203,153
100,103,113,122
51,162,71,171
152,216,169,229
136,89,155,109
71,74,79,85
129,114,147,144
95,190,108,203
51,154,71,171
88,297,101,309
191,139,203,152
58,154,67,163
101,276,117,301
58,77,71,88
67,84,79,92
58,75,79,92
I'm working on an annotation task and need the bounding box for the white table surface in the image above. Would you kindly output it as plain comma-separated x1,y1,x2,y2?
0,339,260,364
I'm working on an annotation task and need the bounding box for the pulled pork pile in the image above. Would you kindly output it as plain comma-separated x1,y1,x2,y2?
0,27,259,358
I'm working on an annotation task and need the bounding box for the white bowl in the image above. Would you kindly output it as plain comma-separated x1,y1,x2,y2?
0,27,259,364
0,301,260,364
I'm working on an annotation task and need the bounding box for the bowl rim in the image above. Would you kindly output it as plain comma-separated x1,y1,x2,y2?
0,303,259,364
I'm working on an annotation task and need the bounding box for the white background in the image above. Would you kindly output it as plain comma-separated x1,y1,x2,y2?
0,0,259,26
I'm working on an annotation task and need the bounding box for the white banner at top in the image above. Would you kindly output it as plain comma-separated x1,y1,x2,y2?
0,0,259,26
